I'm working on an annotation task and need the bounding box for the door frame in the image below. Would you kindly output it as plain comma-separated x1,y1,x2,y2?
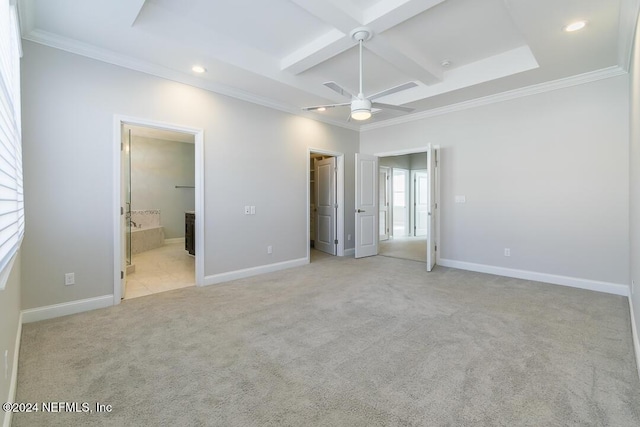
374,145,440,266
379,166,391,241
112,115,205,304
307,148,345,260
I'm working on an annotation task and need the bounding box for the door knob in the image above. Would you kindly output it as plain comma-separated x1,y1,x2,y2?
356,209,366,213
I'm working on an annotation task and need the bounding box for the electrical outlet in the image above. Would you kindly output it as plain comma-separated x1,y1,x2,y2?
250,206,256,215
504,248,511,257
64,272,75,285
267,245,273,254
244,206,250,215
4,349,8,379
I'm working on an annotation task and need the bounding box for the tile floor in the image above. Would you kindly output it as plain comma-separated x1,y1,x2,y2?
124,241,195,299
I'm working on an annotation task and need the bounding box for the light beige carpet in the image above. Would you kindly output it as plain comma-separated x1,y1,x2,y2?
14,253,640,426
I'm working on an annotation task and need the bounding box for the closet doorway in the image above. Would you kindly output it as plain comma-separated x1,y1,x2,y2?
308,149,345,261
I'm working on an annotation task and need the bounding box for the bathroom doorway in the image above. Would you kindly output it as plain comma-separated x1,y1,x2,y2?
113,116,204,304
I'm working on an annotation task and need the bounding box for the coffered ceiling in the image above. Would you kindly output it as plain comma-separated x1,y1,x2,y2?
18,0,640,130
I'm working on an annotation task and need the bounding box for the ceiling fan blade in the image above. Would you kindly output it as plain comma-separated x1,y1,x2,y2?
324,81,356,99
371,102,414,113
368,82,418,101
302,102,351,111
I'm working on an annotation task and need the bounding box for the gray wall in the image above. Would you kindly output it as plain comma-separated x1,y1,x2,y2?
131,136,195,239
409,152,427,170
379,154,411,169
361,75,630,286
629,9,640,360
379,153,427,170
0,253,20,412
20,41,359,310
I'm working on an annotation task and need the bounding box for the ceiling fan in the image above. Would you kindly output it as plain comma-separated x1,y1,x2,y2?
302,27,417,121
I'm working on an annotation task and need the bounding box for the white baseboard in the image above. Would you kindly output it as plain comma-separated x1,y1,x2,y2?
2,312,22,427
21,295,114,323
164,237,185,244
438,258,629,296
629,296,640,381
343,248,355,257
202,258,308,286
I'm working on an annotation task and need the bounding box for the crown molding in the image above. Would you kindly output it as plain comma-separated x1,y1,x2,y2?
618,0,640,72
21,28,629,135
360,66,627,132
22,29,360,132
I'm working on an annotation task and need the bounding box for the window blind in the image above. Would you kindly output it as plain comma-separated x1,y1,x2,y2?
0,0,23,288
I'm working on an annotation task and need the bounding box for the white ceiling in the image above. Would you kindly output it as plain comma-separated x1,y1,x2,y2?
18,0,640,130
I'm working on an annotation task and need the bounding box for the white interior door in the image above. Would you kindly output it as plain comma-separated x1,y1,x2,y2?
414,170,428,236
426,146,437,271
379,166,390,241
355,153,378,258
120,126,129,297
315,157,337,255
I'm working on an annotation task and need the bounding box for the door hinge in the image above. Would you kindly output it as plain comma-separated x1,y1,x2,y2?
120,206,124,215
121,271,124,279
435,245,437,251
435,203,438,209
334,239,338,245
121,142,124,151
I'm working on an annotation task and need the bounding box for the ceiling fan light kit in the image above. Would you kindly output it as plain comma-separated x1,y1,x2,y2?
302,26,416,122
351,98,372,120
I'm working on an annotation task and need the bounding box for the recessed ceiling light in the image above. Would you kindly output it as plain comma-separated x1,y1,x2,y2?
192,65,206,73
564,20,587,32
317,107,326,112
441,60,451,68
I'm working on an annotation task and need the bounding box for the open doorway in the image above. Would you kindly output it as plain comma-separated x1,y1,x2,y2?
308,149,345,262
113,116,204,304
378,152,429,263
122,125,196,299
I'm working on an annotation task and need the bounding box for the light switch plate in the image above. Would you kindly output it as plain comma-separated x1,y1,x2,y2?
65,272,75,285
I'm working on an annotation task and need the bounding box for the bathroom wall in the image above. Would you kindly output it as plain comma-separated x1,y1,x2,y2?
131,136,195,239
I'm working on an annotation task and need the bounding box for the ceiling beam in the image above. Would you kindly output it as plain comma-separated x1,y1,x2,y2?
283,0,361,75
127,0,147,26
280,29,353,76
364,0,445,31
288,0,361,31
283,0,445,85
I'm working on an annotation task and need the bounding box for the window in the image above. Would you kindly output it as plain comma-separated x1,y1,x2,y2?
0,0,23,289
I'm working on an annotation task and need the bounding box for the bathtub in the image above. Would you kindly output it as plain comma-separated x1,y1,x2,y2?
130,210,165,254
131,226,165,254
